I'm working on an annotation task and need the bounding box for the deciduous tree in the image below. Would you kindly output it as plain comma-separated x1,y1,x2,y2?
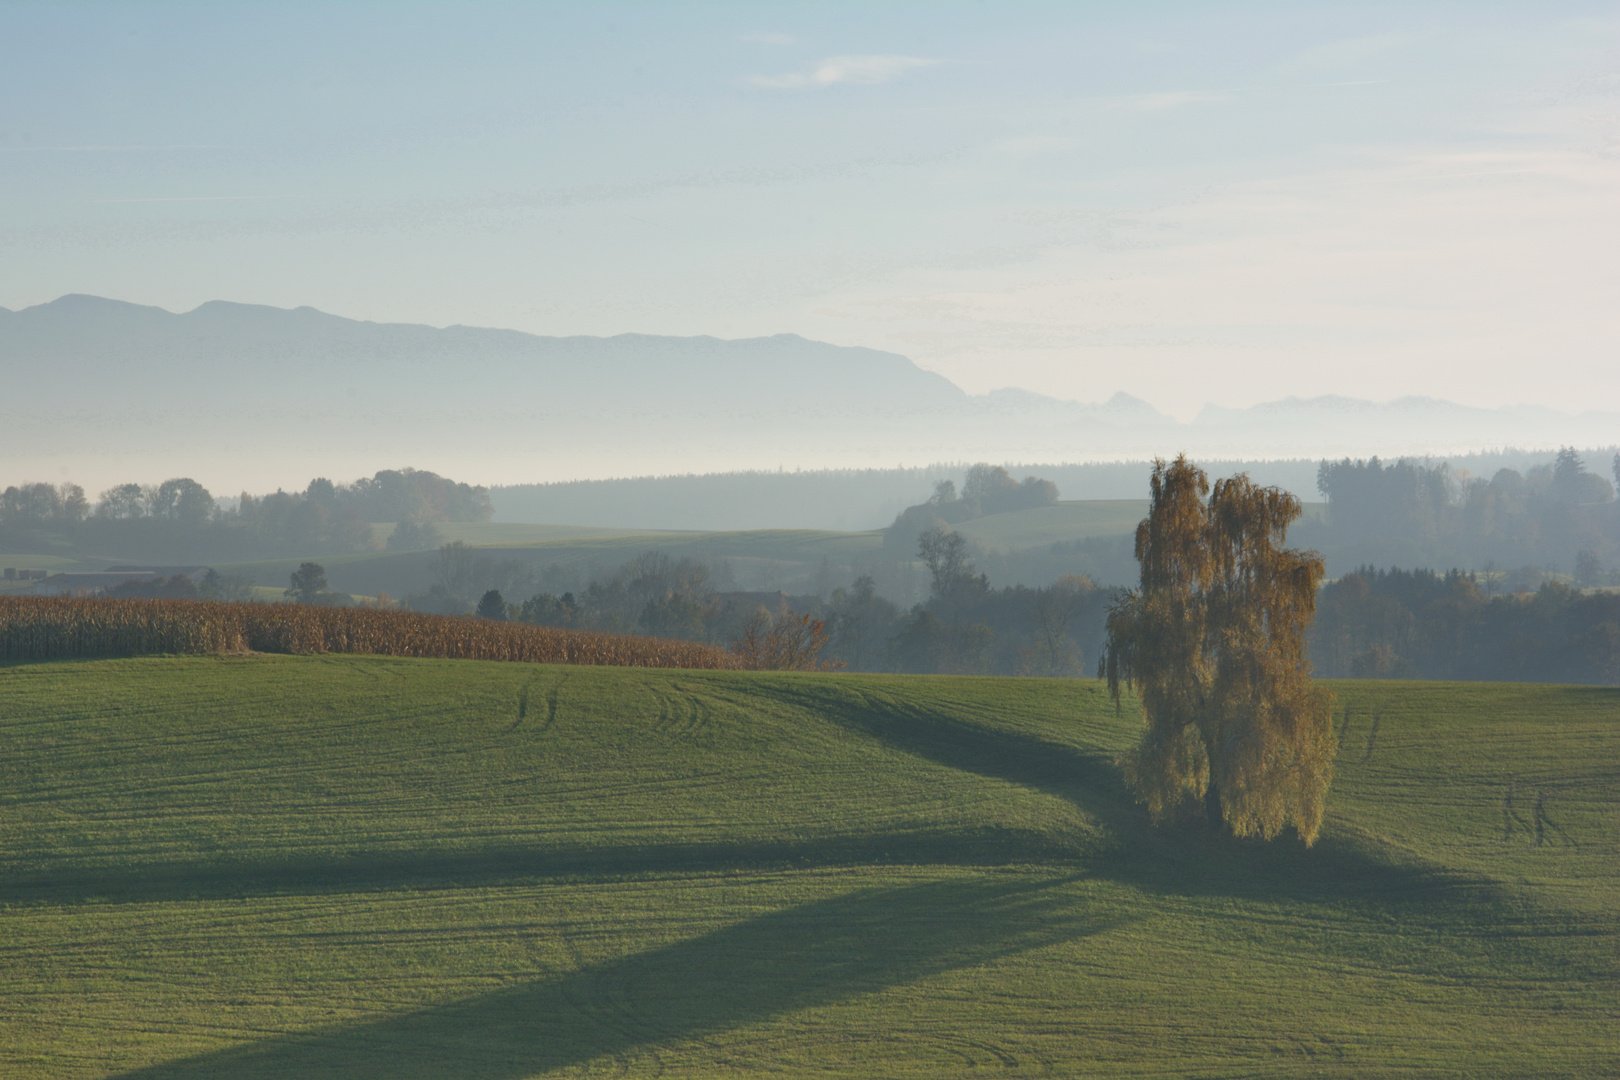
917,526,983,599
1100,455,1335,844
287,562,328,603
150,478,215,528
95,483,146,520
730,609,842,671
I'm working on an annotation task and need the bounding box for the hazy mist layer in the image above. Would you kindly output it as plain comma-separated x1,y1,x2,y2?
4,295,1615,496
3,4,1616,421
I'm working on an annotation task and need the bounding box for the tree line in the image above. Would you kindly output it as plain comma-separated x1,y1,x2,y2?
1306,448,1619,582
0,468,492,559
882,463,1060,557
437,530,1109,678
1312,567,1619,684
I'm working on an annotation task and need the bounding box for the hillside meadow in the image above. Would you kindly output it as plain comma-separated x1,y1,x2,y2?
212,500,1171,597
1,657,1615,1078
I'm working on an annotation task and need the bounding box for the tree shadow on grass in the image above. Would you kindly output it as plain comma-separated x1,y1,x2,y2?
109,873,1114,1080
1,828,1084,908
9,676,1523,919
765,680,1620,988
759,680,1524,909
28,676,1618,1076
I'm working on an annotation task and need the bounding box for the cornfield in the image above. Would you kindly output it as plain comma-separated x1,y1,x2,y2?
0,596,739,670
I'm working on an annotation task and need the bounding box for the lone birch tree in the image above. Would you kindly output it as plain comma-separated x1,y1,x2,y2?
1100,455,1336,844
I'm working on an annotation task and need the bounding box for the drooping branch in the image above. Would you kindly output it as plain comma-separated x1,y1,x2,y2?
1101,455,1336,844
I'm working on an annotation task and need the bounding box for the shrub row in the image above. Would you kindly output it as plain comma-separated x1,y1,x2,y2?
0,596,739,670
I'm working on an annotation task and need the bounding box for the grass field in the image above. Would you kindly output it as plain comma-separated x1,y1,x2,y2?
362,522,665,548
215,527,890,598
2,500,1326,602
942,500,1322,553
218,504,1164,597
5,499,1282,602
951,499,1149,551
1,658,1615,1078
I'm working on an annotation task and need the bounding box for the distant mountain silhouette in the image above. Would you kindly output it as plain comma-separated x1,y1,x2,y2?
1,295,1612,491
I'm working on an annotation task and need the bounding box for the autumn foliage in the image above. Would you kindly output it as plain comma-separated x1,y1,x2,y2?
0,596,738,670
1101,455,1336,844
729,609,844,671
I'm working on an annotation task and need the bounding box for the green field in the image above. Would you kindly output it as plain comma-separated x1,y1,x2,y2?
7,499,1283,599
949,500,1323,553
216,528,889,597
363,522,666,548
219,503,1172,596
2,658,1615,1078
951,499,1149,550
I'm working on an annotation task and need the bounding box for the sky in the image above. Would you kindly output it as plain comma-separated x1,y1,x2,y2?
2,1,1617,420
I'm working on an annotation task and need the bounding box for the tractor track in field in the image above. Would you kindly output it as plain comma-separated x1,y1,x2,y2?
513,674,568,732
1501,777,1582,849
649,682,713,738
1360,711,1382,764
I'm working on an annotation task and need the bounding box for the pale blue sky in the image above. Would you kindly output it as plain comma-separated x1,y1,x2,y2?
3,2,1617,418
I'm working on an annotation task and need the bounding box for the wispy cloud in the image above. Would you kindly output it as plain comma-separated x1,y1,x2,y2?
995,135,1076,156
750,54,940,90
1279,32,1412,76
0,144,235,153
741,31,793,46
1112,90,1229,111
90,194,330,204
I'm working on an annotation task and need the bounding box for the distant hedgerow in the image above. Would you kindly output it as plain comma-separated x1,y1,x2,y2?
0,596,738,670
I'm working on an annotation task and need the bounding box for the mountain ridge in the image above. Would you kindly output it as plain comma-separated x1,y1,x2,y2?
2,294,1613,492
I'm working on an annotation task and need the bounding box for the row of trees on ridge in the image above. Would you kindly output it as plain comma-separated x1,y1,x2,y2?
1306,449,1619,581
0,468,491,558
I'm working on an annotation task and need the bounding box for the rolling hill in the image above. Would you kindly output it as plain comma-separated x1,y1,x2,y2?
207,501,1168,600
2,656,1615,1077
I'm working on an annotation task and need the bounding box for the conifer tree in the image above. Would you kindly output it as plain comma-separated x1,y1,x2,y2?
1101,455,1336,844
476,589,508,621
